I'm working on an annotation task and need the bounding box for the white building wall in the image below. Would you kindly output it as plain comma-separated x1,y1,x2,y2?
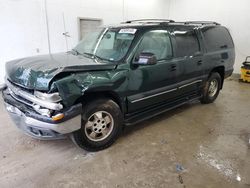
0,0,167,83
1,0,248,84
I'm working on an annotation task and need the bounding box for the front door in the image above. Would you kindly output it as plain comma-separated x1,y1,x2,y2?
127,29,184,113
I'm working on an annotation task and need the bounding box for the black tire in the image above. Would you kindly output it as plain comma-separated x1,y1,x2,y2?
200,72,222,104
71,98,123,151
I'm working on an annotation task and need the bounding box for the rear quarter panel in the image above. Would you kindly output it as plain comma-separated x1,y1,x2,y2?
199,26,235,78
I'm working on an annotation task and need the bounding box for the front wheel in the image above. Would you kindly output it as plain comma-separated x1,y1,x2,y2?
71,99,122,151
200,72,222,104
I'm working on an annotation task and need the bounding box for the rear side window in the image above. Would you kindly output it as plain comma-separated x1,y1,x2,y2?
175,30,200,57
202,26,233,52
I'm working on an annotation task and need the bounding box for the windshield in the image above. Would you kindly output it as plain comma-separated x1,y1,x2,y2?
73,27,136,62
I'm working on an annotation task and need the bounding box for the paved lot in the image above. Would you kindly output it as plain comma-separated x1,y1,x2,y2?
0,79,250,188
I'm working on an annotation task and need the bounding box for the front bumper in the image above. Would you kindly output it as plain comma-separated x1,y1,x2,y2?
2,89,82,140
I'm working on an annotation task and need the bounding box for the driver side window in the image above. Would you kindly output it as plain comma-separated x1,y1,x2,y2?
136,30,173,61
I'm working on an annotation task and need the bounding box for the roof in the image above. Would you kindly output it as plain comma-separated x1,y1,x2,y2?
108,19,221,30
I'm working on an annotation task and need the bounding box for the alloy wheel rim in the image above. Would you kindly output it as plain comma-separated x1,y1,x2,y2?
208,79,218,98
84,111,114,142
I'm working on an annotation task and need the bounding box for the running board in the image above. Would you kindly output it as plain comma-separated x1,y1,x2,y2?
124,94,201,126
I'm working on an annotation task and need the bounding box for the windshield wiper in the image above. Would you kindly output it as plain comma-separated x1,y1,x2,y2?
70,49,81,55
70,50,108,62
83,52,108,62
70,50,104,61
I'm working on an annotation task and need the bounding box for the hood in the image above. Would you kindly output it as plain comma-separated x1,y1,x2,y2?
5,52,117,91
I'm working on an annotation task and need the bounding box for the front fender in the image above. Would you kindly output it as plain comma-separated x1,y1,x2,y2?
51,70,128,107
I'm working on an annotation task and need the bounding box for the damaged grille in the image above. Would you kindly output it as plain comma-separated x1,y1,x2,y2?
5,79,63,111
7,80,34,107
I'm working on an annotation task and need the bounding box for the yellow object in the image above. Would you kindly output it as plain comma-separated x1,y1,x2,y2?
241,68,250,82
241,56,250,83
52,113,64,121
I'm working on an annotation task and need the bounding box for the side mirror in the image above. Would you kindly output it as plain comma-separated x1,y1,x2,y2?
134,52,157,65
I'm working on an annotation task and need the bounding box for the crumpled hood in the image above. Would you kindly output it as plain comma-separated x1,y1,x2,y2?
5,52,117,91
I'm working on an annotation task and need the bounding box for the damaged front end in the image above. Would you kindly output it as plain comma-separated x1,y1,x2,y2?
2,26,134,141
2,51,123,139
2,78,83,140
2,67,128,140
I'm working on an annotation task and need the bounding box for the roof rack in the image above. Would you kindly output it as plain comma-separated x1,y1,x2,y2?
121,19,220,26
122,19,175,24
183,21,220,25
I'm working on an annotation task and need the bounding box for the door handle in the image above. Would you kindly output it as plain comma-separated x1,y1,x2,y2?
220,45,228,49
170,64,177,71
197,60,203,65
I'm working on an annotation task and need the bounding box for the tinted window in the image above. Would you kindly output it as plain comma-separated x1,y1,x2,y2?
175,30,200,57
136,30,172,60
202,26,233,52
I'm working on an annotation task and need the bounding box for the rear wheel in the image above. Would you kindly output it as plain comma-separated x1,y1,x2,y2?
71,98,122,151
200,72,222,104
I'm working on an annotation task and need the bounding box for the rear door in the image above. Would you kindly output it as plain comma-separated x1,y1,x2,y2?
172,27,205,95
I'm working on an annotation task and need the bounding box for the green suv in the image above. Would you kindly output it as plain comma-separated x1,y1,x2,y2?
1,19,235,151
